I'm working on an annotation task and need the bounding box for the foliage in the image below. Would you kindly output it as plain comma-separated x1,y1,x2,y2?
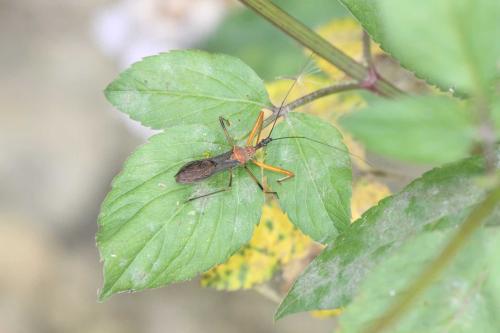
201,201,314,290
341,0,500,94
339,228,500,332
341,96,475,164
99,49,351,300
276,153,500,319
99,1,500,332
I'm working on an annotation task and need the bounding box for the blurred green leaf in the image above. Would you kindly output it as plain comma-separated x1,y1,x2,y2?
97,125,264,300
203,0,348,80
275,152,499,319
266,113,351,242
339,227,500,332
493,96,500,136
340,96,475,164
339,0,381,40
341,0,500,93
105,50,269,138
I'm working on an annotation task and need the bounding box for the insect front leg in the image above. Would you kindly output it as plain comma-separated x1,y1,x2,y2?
246,111,264,146
219,116,236,146
186,169,233,202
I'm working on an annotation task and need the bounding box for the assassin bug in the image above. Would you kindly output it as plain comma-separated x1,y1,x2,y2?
174,59,362,202
175,109,297,201
174,62,308,202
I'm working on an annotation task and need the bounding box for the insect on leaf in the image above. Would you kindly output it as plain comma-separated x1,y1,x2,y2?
97,125,264,300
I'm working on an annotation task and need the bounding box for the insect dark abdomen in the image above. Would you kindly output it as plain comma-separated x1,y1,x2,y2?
175,151,240,184
175,159,217,183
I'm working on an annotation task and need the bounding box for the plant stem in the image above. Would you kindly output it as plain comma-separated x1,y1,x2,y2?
362,31,375,69
263,81,359,128
238,0,403,98
285,81,359,111
363,184,500,333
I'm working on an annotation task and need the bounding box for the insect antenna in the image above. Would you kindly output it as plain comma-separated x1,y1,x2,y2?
271,135,374,168
266,53,315,139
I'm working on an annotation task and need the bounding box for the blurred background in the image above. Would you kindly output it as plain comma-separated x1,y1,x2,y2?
0,0,361,332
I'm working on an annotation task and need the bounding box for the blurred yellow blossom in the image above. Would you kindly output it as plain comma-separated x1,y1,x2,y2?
266,75,365,121
201,201,314,290
311,308,343,318
351,176,392,221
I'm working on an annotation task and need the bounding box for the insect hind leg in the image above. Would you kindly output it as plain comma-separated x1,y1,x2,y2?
251,160,294,185
185,170,233,203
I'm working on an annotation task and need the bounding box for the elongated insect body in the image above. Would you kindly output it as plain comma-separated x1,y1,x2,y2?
174,54,365,201
175,151,239,183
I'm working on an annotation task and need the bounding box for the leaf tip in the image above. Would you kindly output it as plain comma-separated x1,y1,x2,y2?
103,81,116,103
97,286,112,302
274,297,293,321
273,309,285,321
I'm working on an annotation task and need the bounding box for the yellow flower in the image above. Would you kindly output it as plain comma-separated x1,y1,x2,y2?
266,75,365,118
311,308,344,318
201,201,314,290
351,176,391,221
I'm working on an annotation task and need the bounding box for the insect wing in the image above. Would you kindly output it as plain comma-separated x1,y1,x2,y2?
175,159,217,183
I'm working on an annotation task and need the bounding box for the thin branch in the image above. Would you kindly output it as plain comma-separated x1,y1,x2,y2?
263,81,360,128
363,184,500,333
286,81,359,111
238,0,403,98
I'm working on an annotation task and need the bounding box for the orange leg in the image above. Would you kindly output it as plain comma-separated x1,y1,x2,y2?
246,111,264,146
251,160,295,184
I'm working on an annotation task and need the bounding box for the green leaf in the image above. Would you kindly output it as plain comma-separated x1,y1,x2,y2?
493,96,500,136
97,125,264,300
340,95,475,164
339,0,382,41
265,113,351,243
341,0,500,93
339,227,500,332
275,153,498,319
105,50,270,138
